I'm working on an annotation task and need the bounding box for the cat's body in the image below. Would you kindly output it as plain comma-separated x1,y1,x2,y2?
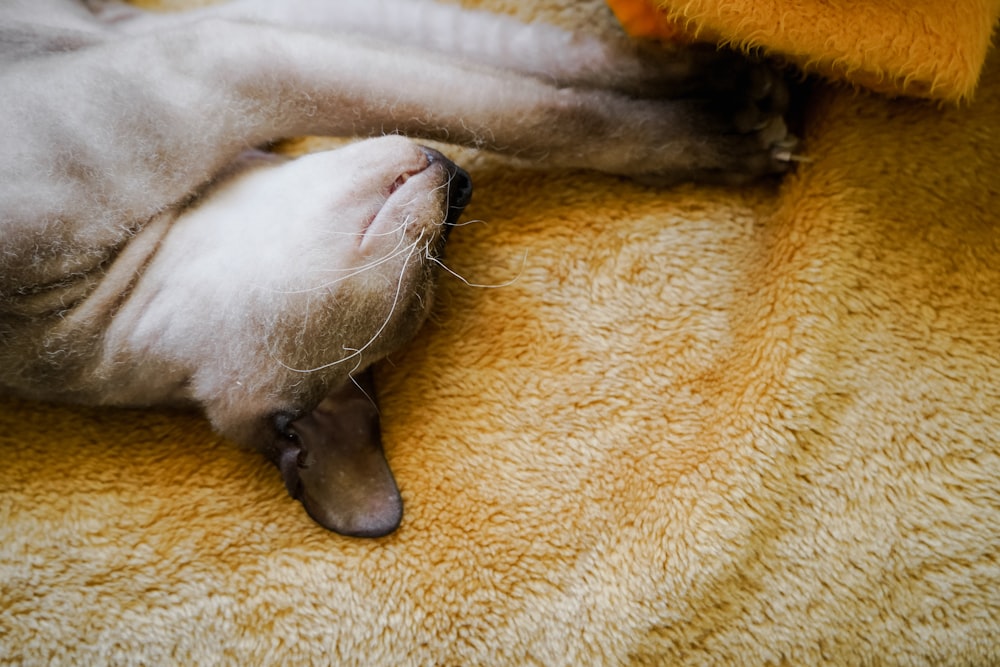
0,0,793,535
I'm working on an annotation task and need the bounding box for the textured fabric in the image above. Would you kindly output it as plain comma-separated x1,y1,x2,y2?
607,0,1000,101
2,1,999,665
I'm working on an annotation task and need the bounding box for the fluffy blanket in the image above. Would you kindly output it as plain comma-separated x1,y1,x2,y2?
607,0,1000,101
2,0,999,665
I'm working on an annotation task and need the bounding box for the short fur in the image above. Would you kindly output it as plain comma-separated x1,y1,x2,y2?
0,0,792,535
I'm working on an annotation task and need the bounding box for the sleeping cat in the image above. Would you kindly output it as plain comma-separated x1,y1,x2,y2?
0,0,794,536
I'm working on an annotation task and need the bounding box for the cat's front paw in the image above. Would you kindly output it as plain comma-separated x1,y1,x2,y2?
545,56,801,185
697,57,803,183
638,59,801,186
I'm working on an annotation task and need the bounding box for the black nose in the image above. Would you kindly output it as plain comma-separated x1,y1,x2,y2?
421,147,473,228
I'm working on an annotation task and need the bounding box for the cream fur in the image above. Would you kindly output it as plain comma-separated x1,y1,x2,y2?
1,0,999,664
1,0,797,536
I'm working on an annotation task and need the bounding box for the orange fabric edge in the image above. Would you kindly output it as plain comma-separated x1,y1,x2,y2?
606,0,1000,102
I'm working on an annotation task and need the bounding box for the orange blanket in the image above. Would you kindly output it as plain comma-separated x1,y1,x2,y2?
607,0,1000,101
2,1,999,664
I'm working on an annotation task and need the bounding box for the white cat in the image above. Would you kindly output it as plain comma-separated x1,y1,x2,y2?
0,0,794,536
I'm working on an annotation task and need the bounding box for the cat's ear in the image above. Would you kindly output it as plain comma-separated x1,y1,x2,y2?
275,368,402,537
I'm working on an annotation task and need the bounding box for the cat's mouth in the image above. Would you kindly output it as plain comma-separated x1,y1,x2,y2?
361,147,472,248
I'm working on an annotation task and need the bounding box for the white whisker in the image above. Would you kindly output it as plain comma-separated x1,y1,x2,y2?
320,211,413,240
270,230,426,374
445,217,486,228
426,249,527,289
348,371,380,412
257,223,416,295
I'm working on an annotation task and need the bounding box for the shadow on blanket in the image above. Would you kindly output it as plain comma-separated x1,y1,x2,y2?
1,1,999,664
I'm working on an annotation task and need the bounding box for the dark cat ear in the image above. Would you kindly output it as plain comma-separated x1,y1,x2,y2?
276,368,402,537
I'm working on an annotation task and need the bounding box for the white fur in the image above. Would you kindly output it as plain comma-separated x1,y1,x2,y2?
0,0,792,533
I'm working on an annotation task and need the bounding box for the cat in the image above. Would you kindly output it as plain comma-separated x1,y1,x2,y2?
0,0,794,536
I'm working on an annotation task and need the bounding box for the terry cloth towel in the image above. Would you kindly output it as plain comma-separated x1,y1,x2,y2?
1,0,999,665
607,0,1000,101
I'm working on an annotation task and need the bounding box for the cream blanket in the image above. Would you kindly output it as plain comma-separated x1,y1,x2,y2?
2,0,999,664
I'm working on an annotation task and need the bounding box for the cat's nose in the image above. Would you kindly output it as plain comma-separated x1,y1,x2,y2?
420,146,473,228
